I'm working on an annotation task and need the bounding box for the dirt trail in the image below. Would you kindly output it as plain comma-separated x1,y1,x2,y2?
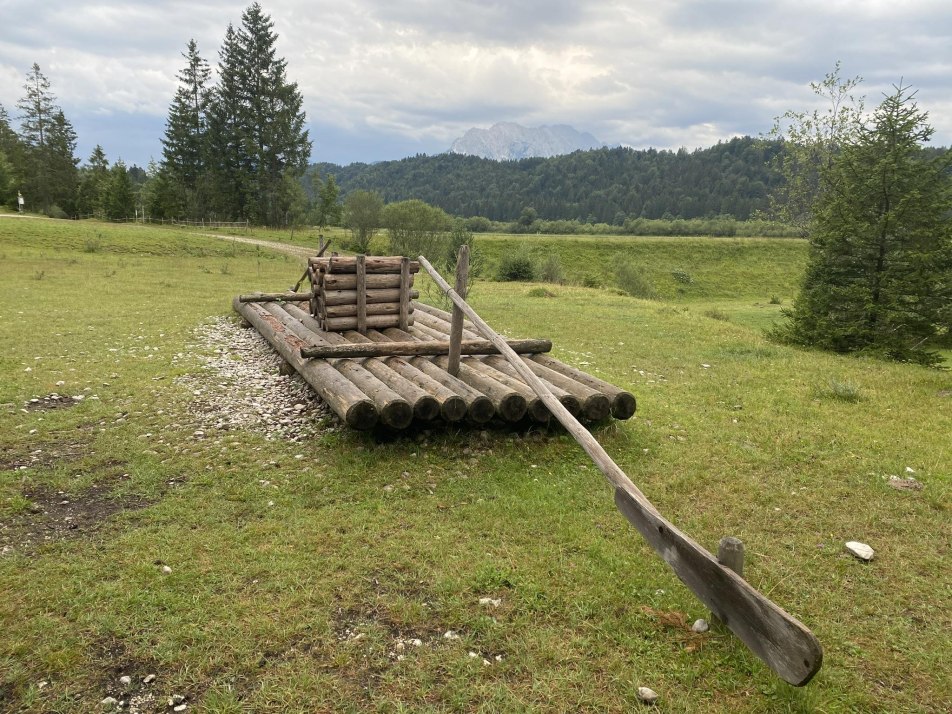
193,231,317,260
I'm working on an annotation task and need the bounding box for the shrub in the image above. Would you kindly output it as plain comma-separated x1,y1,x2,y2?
672,268,693,284
704,308,731,321
83,237,102,253
526,286,556,298
615,262,657,299
769,295,783,305
496,252,536,281
580,273,603,289
537,254,564,284
815,378,862,403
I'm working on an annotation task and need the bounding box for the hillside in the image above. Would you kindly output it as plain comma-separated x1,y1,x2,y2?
312,137,783,222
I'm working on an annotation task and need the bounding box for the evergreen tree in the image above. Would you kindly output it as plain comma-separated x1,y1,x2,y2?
205,3,311,224
316,174,342,228
16,64,79,215
774,84,952,365
206,23,248,219
103,159,135,220
0,104,24,207
76,145,110,217
161,39,212,219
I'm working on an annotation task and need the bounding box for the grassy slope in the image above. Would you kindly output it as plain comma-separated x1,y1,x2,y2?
1,219,949,713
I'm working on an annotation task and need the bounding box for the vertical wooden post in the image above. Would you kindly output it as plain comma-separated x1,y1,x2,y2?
717,536,745,578
447,245,470,377
398,257,411,331
356,254,367,333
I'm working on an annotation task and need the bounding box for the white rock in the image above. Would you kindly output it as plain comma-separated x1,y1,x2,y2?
691,618,709,633
410,638,423,647
637,686,659,704
443,630,460,640
142,673,156,684
478,597,501,607
169,694,186,705
119,675,131,685
161,565,173,575
174,705,188,712
845,541,875,561
101,696,119,707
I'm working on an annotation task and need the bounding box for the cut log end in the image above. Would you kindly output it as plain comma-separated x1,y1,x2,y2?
440,395,468,422
611,393,637,420
466,395,496,424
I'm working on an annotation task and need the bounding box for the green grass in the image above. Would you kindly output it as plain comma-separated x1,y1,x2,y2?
1,217,950,712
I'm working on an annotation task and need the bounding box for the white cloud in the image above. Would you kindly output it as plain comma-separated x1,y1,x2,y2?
2,0,950,165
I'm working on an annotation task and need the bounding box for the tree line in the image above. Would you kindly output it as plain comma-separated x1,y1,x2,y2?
314,137,786,224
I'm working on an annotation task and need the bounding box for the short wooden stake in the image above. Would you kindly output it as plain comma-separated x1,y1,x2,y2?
447,245,470,377
356,254,367,333
717,536,745,578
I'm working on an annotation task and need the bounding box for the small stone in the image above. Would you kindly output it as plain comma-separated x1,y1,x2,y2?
119,675,131,685
691,618,709,633
161,565,173,575
467,651,478,658
169,694,186,705
478,597,501,607
845,541,875,561
101,696,119,707
143,674,156,684
637,686,659,705
410,638,423,647
443,630,460,640
174,706,188,712
38,680,49,689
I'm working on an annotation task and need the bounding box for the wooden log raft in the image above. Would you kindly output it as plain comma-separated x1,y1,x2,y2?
300,338,553,359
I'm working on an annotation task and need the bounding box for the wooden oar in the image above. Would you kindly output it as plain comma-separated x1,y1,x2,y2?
418,255,823,687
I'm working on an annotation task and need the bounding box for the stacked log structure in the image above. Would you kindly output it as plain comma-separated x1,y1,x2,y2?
233,297,636,431
307,256,419,332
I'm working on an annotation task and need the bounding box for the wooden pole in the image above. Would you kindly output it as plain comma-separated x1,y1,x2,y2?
718,536,745,578
399,257,411,332
356,254,367,333
448,245,469,377
417,255,822,687
238,292,313,303
299,338,553,360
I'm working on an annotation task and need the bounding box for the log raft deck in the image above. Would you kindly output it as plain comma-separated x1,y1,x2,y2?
232,298,636,432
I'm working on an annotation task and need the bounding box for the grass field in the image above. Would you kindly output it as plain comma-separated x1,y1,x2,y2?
1,218,950,713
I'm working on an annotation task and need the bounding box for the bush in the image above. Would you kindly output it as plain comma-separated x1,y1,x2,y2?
815,378,862,403
496,252,536,281
672,268,693,284
537,254,564,284
704,308,731,321
526,286,556,298
45,204,68,219
615,262,657,299
769,295,783,305
580,273,603,288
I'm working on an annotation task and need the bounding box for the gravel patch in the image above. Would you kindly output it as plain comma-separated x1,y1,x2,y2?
173,316,333,441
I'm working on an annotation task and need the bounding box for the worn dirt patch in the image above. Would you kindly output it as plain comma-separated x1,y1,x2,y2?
1,439,89,472
0,483,150,557
24,393,83,412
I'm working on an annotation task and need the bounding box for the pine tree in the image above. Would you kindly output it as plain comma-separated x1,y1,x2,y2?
103,159,135,220
775,84,952,365
205,3,311,225
77,145,110,217
15,64,79,215
316,174,342,228
206,23,248,220
161,39,211,219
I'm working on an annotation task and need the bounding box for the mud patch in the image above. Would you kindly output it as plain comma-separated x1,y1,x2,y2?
0,483,150,557
1,439,89,472
24,393,84,412
90,637,179,714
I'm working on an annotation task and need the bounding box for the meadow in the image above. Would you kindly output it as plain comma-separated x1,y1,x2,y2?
1,217,949,713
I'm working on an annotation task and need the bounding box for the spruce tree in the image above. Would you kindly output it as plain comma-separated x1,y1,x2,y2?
205,3,311,224
77,145,110,217
15,65,79,215
103,160,135,220
161,39,212,219
775,84,952,365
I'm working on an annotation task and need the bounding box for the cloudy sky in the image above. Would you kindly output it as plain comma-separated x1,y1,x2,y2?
1,0,950,168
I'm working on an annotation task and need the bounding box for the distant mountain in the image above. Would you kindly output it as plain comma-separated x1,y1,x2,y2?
449,122,603,160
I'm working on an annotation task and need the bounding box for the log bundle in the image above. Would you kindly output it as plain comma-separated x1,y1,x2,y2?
306,255,419,333
232,296,636,431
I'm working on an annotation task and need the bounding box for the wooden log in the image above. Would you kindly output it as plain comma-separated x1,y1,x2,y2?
431,355,527,422
399,257,411,331
259,302,412,429
322,288,420,306
232,298,377,430
463,357,551,423
334,327,465,422
299,338,553,360
280,303,440,424
238,292,313,303
516,357,612,422
322,302,407,319
529,354,636,419
417,255,823,687
323,273,412,290
378,328,495,424
448,245,469,377
483,355,582,417
310,256,420,273
323,314,413,332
